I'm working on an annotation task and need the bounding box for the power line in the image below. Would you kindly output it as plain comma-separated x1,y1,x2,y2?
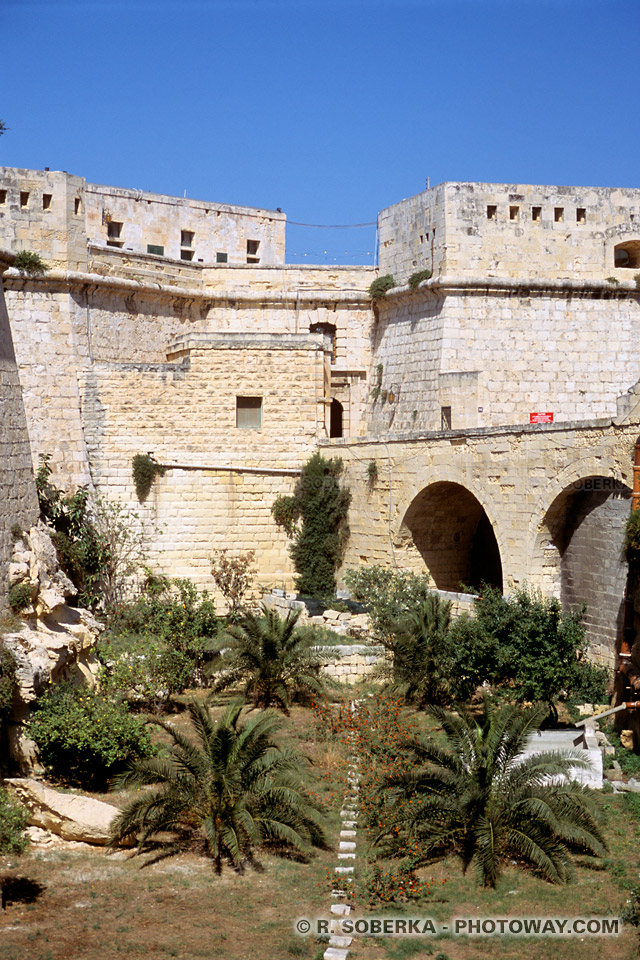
287,220,377,229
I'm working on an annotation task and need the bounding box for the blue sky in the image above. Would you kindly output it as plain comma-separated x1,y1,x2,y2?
2,0,639,263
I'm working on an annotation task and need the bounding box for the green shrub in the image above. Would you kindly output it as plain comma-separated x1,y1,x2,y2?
408,268,432,290
366,460,378,486
27,681,154,788
131,454,166,502
343,565,432,637
0,641,17,719
626,509,640,565
10,522,23,541
272,453,351,601
0,788,29,856
13,250,48,275
8,582,33,613
368,274,396,299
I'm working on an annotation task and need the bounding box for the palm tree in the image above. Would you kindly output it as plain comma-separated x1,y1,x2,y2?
375,699,606,887
381,592,455,706
110,699,328,872
213,605,329,711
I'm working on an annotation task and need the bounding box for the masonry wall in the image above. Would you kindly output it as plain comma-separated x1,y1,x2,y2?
366,286,640,434
78,338,330,589
0,274,39,605
379,181,640,284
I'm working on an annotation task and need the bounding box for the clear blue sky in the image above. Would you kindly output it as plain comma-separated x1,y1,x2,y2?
2,0,639,263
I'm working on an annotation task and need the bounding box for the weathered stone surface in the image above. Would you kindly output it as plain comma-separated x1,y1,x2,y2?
6,778,122,845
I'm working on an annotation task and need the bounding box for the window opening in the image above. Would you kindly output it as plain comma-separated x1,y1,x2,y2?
236,396,262,429
486,205,497,221
576,208,586,224
107,221,124,247
216,252,228,263
441,406,452,430
42,193,52,211
246,239,260,263
614,241,640,269
147,244,164,256
509,205,519,221
74,197,82,215
20,191,29,208
531,206,542,222
0,190,6,205
330,399,344,438
181,230,194,247
554,207,564,222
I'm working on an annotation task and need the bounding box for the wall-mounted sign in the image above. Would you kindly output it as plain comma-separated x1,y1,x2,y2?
529,412,554,424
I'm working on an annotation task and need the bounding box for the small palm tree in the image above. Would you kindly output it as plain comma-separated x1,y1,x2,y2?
110,699,328,872
375,699,606,887
213,605,329,711
381,593,454,706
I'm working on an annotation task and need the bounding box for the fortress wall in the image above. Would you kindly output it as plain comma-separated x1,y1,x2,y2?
0,277,39,606
366,287,640,434
77,339,328,588
377,183,447,282
4,286,91,487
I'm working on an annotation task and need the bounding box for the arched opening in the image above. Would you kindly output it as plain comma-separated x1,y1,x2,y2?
540,477,630,658
400,481,503,592
330,399,344,438
614,240,640,269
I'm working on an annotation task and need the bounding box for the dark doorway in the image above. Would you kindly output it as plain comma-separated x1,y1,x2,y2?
330,399,344,438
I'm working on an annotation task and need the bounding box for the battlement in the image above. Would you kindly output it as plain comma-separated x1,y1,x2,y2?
0,167,286,271
379,181,640,284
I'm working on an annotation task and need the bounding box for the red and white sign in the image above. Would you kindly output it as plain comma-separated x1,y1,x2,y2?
529,412,554,424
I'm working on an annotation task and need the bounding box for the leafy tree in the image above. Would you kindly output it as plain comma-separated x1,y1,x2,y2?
382,593,456,706
450,586,608,717
272,452,351,600
375,699,606,888
110,699,328,872
213,605,329,711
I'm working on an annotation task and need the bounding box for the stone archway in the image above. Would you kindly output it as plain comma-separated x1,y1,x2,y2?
399,481,503,592
536,476,631,661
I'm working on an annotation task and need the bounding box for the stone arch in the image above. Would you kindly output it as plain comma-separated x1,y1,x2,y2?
398,480,503,592
531,474,631,663
614,240,640,269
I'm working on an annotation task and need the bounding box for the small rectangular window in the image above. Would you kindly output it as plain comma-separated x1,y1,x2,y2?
554,207,564,222
236,396,262,429
147,244,164,256
74,197,82,215
0,190,6,206
441,405,452,430
486,205,497,221
180,250,194,261
509,205,519,221
247,239,260,255
216,252,228,263
576,207,586,224
181,230,194,247
532,206,542,222
42,193,52,211
107,220,124,247
20,191,29,208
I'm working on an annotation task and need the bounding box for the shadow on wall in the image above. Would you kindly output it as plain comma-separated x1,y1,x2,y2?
400,481,503,593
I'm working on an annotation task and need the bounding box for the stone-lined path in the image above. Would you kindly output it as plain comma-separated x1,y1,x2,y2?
324,700,362,960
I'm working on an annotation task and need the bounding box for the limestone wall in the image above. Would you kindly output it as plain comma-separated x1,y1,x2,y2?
379,181,640,284
0,268,39,606
366,285,640,434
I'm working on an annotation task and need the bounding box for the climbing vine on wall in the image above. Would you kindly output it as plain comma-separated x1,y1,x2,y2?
132,454,166,502
272,452,351,600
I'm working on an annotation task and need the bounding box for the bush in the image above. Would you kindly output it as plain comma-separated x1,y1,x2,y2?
626,509,640,565
408,268,432,290
0,788,29,856
272,453,351,601
27,681,154,788
131,454,165,502
8,582,33,613
210,549,256,618
343,565,432,637
368,274,396,299
13,250,48,275
0,641,17,720
101,577,220,704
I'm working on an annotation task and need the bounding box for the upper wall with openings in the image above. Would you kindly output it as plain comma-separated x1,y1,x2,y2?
378,181,640,283
0,167,286,269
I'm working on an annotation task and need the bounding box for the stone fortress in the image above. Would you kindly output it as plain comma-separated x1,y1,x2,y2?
2,167,640,667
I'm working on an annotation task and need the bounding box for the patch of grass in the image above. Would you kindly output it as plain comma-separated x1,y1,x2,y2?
603,726,640,776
